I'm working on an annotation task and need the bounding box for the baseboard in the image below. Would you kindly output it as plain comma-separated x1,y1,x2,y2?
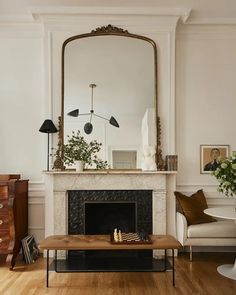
179,246,236,253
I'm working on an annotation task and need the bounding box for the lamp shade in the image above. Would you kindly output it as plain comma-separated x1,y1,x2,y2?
67,109,79,117
109,116,119,128
39,120,58,133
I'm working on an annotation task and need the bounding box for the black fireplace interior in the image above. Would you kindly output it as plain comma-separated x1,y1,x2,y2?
85,202,136,234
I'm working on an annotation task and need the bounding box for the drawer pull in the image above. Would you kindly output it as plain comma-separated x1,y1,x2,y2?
0,203,3,209
0,238,2,243
0,220,2,225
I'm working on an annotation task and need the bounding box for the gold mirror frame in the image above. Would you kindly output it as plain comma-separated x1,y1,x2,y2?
57,24,164,170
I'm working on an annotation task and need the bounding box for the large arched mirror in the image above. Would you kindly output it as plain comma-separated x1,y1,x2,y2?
61,25,162,169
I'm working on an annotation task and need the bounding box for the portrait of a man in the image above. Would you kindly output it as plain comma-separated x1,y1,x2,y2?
200,145,229,174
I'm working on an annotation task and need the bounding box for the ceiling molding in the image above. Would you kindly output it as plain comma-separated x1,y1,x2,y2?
177,24,236,40
186,17,236,25
0,14,34,23
1,6,236,25
28,6,191,24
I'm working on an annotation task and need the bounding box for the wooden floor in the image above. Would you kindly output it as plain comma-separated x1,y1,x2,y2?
0,253,236,295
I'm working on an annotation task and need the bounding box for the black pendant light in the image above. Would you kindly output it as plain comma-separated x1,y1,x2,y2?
67,84,119,133
84,122,93,134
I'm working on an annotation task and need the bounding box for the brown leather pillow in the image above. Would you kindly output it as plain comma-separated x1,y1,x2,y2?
174,189,216,225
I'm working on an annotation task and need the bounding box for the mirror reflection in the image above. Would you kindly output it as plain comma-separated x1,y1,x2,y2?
64,35,156,169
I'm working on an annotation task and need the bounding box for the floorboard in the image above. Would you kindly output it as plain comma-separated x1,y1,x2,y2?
0,253,235,295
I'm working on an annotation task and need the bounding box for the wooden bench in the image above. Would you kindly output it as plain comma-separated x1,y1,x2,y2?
39,234,181,288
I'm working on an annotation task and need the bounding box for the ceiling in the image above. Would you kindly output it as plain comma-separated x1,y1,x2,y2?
1,0,236,23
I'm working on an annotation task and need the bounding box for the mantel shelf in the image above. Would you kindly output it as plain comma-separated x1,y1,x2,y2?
43,170,177,176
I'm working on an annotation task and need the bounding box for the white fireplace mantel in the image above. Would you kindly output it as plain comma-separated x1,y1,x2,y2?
44,171,177,243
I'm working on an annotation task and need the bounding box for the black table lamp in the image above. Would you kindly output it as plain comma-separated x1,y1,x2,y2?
39,119,58,171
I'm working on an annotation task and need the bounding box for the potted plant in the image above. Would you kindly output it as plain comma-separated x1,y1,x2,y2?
63,130,109,171
212,151,236,197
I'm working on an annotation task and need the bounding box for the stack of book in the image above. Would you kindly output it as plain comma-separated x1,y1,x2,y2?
21,235,40,264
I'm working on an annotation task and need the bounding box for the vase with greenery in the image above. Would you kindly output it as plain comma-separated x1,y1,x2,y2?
212,151,236,197
63,130,109,170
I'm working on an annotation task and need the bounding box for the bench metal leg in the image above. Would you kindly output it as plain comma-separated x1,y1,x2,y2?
46,250,49,288
172,249,175,286
55,250,57,272
164,249,167,270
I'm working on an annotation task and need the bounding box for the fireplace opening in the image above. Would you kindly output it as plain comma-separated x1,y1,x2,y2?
85,202,136,234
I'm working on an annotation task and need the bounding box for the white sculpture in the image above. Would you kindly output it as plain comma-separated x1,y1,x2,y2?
141,145,157,171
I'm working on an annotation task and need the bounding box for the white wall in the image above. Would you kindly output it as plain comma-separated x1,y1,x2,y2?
0,25,45,242
0,28,44,180
176,25,236,207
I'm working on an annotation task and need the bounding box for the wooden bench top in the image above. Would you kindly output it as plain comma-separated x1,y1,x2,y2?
39,235,181,251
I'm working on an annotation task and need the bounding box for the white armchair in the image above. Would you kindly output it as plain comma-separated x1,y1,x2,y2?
176,211,236,261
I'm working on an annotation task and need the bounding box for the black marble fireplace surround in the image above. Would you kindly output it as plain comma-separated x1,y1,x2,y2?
68,190,152,259
68,190,153,236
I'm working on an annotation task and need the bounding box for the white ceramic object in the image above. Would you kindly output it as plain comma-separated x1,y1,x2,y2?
75,160,84,172
141,145,157,171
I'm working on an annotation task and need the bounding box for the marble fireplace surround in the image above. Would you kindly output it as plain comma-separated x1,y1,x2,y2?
44,171,177,254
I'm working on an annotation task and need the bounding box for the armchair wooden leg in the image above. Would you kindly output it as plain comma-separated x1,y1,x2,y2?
189,246,192,261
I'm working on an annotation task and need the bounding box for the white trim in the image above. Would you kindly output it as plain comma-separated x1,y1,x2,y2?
168,30,176,153
28,201,45,205
0,14,34,23
28,226,44,230
177,25,236,40
187,17,236,25
28,6,191,23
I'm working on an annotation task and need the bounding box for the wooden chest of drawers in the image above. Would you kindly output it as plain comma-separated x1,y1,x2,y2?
0,175,28,269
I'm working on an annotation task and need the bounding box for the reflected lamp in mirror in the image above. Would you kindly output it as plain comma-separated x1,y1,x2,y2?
39,119,58,171
67,83,119,134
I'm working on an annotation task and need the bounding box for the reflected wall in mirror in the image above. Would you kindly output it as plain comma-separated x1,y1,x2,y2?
61,25,162,169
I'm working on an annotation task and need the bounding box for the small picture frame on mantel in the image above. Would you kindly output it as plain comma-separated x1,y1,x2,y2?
200,145,229,174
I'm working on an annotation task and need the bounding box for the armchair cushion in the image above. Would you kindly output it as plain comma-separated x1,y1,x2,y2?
175,190,216,225
187,220,236,238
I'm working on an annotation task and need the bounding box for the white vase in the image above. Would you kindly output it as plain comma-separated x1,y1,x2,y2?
75,160,84,172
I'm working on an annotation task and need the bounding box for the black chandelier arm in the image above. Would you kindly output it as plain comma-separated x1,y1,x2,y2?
77,113,91,116
93,113,109,121
91,86,94,111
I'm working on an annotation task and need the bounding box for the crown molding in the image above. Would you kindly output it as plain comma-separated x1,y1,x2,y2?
186,17,236,25
28,6,191,24
177,24,236,40
0,14,34,23
2,7,236,25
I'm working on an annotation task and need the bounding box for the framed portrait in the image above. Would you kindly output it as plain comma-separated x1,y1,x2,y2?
200,145,229,174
